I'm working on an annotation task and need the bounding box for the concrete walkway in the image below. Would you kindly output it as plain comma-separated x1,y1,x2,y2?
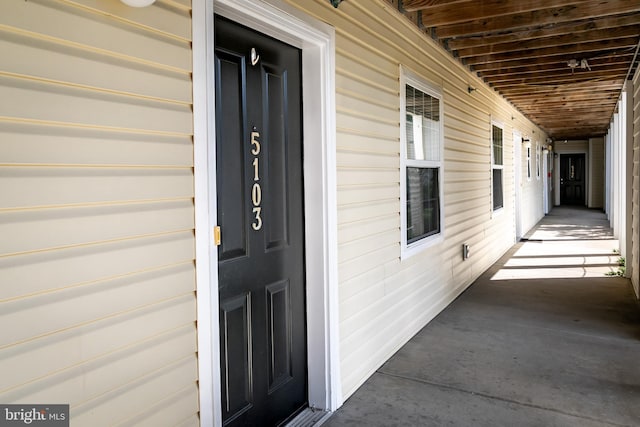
325,207,640,427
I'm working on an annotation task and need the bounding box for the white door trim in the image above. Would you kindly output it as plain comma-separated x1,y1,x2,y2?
513,131,523,240
194,1,341,425
192,0,218,425
555,148,589,207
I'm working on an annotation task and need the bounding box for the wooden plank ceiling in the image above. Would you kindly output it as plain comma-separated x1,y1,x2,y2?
393,0,640,140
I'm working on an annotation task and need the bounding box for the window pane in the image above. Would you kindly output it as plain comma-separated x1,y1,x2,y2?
406,167,440,243
406,85,440,161
492,125,503,165
493,169,503,210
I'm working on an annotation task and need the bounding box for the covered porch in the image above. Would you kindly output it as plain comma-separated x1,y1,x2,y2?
326,206,640,426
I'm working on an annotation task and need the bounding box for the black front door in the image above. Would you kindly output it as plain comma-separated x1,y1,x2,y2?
560,154,586,205
215,16,307,426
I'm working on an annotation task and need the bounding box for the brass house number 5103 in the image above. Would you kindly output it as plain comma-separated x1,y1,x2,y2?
250,130,262,231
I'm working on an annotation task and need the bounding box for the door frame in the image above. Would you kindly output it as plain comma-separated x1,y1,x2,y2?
513,131,523,240
554,148,589,207
193,1,341,426
542,149,549,214
556,151,588,206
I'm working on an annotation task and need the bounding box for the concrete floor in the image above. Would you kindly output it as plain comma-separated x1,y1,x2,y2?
325,207,640,427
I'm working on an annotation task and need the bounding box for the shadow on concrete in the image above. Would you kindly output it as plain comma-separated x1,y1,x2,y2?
325,207,640,427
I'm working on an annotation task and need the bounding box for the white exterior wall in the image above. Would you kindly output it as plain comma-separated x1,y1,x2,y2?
1,0,555,419
283,0,546,398
0,0,199,424
604,84,634,272
589,137,605,209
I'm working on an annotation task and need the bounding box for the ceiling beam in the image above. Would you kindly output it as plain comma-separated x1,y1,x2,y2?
432,0,640,38
447,15,640,49
519,97,619,106
486,67,629,86
476,54,634,77
420,0,583,27
526,108,616,117
497,80,625,96
464,37,639,65
471,50,636,72
456,26,640,58
401,0,472,12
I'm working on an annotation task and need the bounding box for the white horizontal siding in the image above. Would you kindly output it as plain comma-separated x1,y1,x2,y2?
286,0,547,399
0,0,198,424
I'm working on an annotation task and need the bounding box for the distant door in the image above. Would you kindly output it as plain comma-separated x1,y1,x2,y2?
560,154,585,205
215,16,307,426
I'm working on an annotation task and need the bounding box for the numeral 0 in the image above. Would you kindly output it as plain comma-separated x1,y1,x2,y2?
252,183,262,206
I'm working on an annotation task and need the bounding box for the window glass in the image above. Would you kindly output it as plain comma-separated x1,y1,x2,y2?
406,167,440,243
492,169,503,210
492,124,504,211
536,144,541,179
405,86,440,161
492,125,503,165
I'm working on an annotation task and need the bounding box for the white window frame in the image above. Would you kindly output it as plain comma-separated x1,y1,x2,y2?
400,66,445,259
526,141,532,181
536,142,541,180
491,120,505,213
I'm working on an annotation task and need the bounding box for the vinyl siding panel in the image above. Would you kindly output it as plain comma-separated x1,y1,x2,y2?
632,68,640,297
285,0,547,398
0,1,198,425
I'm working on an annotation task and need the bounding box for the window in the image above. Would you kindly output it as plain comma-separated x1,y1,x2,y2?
401,68,444,256
492,123,504,211
526,143,532,180
536,143,541,179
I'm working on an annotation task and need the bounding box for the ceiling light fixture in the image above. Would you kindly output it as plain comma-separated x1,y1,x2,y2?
568,58,591,74
120,0,156,7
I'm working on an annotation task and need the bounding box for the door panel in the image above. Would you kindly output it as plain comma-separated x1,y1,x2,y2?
266,279,292,392
220,294,253,419
560,154,585,205
263,67,290,250
215,16,307,427
216,52,248,262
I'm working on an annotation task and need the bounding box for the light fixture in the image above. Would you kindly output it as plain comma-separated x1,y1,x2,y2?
120,0,156,7
567,58,591,74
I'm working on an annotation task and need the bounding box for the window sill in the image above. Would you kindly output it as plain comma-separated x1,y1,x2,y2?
492,207,505,218
401,233,444,260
